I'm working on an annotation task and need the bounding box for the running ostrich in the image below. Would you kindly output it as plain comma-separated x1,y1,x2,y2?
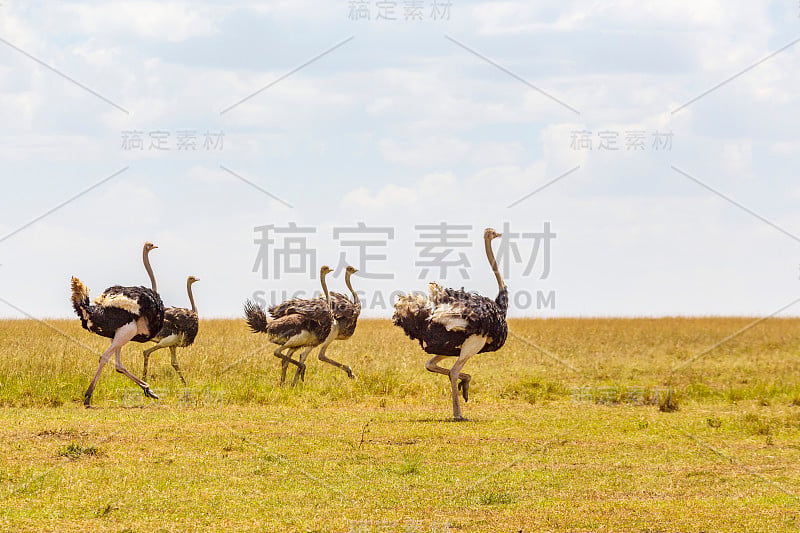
70,242,165,407
293,265,361,381
393,228,508,421
244,266,334,386
142,276,200,385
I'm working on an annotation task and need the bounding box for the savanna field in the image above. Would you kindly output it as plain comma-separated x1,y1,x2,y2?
0,317,799,532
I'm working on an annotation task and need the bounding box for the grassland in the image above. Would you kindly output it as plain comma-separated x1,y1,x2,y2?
0,317,799,532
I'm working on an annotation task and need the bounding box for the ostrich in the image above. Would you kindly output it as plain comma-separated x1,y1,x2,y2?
244,265,334,386
301,265,360,380
142,276,200,385
70,242,165,407
392,228,508,421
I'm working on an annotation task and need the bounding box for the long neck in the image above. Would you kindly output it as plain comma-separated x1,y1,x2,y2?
345,272,360,307
485,236,505,292
320,270,331,306
187,280,197,313
143,248,157,292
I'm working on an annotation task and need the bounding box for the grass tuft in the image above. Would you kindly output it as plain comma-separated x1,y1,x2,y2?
397,456,422,475
478,491,515,505
659,390,679,412
58,443,101,459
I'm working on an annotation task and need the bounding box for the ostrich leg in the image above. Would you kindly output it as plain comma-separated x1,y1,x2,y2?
317,344,354,379
112,335,158,399
448,335,486,421
142,344,163,381
278,347,300,385
291,346,315,386
316,326,354,380
85,322,157,407
315,324,354,379
84,346,117,407
425,354,474,402
169,346,188,385
142,335,178,380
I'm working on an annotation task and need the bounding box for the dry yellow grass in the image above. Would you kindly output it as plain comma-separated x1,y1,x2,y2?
0,317,799,531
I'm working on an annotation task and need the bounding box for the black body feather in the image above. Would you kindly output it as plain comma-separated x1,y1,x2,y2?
393,284,508,357
153,307,199,347
72,282,165,343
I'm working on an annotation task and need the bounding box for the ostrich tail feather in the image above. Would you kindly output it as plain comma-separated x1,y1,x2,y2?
392,293,431,341
70,277,91,321
244,299,270,333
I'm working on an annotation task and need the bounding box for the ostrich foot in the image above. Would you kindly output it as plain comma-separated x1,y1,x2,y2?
345,366,355,379
83,393,93,408
142,386,159,400
458,379,470,402
453,415,469,422
291,364,307,387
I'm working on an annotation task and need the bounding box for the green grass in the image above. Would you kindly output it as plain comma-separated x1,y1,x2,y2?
0,317,799,531
57,443,102,460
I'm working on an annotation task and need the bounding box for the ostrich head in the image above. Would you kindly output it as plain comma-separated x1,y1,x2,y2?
187,276,200,284
320,265,333,276
345,266,358,275
483,228,502,241
144,241,158,253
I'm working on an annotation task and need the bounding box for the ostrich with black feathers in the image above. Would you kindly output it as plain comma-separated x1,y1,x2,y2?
244,266,334,386
392,228,508,421
70,242,165,407
142,276,200,385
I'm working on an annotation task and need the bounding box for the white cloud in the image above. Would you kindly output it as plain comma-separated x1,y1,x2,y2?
186,164,231,184
342,171,459,214
58,2,221,42
378,137,471,167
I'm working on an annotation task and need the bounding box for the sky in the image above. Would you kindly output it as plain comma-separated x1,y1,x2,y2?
0,0,799,319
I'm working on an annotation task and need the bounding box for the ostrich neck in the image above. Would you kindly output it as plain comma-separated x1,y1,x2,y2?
143,249,158,292
320,271,331,306
187,280,197,313
485,237,506,291
345,272,360,306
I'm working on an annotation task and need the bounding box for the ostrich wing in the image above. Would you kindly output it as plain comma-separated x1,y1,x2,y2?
329,292,359,322
269,297,326,319
156,307,199,344
329,291,360,339
430,285,504,334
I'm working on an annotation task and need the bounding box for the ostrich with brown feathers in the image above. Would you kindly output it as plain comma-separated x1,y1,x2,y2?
285,265,361,381
244,266,334,386
142,276,200,385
